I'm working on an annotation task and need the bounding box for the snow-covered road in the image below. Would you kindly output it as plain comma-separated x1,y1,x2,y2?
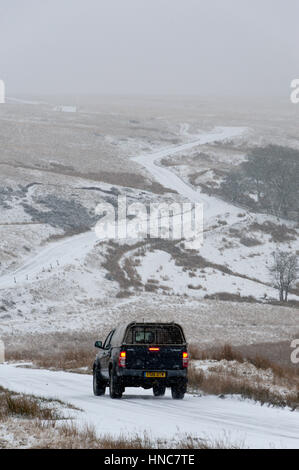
0,364,298,449
133,126,247,220
0,127,246,290
0,230,98,289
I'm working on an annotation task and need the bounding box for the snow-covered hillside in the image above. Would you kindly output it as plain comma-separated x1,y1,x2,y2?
0,125,298,338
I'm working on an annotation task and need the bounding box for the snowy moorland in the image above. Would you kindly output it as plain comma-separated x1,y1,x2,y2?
0,96,298,449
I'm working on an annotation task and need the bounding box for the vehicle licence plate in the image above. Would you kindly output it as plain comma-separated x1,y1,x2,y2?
145,372,166,378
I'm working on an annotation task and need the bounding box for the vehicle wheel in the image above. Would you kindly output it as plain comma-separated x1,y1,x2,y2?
93,369,106,396
153,383,166,397
171,382,186,400
109,369,123,399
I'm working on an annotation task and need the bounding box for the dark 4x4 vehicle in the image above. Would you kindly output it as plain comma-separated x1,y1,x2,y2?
93,322,188,399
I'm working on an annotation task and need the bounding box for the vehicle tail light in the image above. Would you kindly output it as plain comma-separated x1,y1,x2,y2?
183,352,189,368
149,347,160,351
118,351,126,368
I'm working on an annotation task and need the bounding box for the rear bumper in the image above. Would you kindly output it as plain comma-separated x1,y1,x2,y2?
117,368,188,387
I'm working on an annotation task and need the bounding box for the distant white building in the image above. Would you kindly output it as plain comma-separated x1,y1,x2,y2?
54,105,77,113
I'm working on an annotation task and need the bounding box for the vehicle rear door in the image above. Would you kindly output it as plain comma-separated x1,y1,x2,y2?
144,325,185,370
144,346,183,370
125,345,147,369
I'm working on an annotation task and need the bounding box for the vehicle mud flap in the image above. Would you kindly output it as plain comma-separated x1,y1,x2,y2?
109,369,123,399
171,379,186,400
153,382,166,397
93,368,106,396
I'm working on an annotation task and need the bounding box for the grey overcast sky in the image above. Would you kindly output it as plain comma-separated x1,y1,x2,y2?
0,0,298,96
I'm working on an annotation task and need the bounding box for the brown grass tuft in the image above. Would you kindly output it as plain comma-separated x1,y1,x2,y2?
0,387,63,421
189,343,243,362
187,364,299,409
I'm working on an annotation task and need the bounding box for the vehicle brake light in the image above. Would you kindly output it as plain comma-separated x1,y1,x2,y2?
119,351,126,368
183,352,189,368
149,347,160,351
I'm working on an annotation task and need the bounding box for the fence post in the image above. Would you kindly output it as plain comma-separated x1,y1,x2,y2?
0,339,5,363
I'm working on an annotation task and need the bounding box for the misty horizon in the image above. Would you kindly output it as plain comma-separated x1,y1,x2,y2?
0,0,298,98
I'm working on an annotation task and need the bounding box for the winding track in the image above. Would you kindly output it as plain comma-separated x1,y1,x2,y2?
0,127,246,289
1,128,299,448
133,126,246,219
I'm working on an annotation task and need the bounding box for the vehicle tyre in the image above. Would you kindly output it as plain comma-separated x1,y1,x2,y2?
93,368,106,396
153,383,166,397
171,381,186,400
109,369,123,399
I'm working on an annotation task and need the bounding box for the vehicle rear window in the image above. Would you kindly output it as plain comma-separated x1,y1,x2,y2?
125,325,184,345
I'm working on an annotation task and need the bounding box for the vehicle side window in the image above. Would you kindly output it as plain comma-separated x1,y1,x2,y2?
125,328,133,344
103,330,115,349
110,328,119,347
